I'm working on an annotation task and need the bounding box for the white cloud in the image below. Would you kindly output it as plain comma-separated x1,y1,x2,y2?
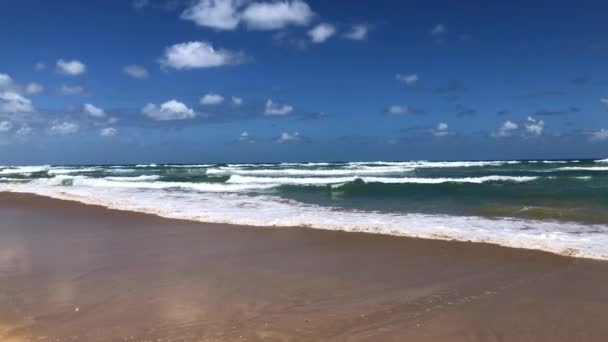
344,24,369,40
122,65,149,79
493,120,519,137
0,73,13,89
589,129,608,142
432,122,450,137
265,99,293,116
0,120,12,132
525,116,544,136
238,130,253,142
132,0,149,9
142,100,196,121
100,127,117,137
108,117,119,124
15,125,32,138
0,91,34,113
25,82,43,94
56,59,86,75
59,84,84,95
49,121,79,135
395,73,418,86
430,24,446,35
35,62,46,71
241,0,314,30
181,0,314,31
200,93,225,105
601,98,608,107
232,96,243,106
84,103,106,118
181,0,243,30
387,105,409,115
159,41,247,70
308,23,336,43
277,131,301,143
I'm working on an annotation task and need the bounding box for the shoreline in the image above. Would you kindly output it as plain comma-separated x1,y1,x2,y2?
2,192,608,341
1,189,606,261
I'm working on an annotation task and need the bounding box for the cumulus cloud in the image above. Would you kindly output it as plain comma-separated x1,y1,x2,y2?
0,120,12,132
84,103,106,118
142,100,196,121
344,24,369,40
100,127,117,137
0,91,34,113
181,0,243,30
232,96,243,106
49,121,79,135
525,116,545,136
15,125,32,138
430,24,446,35
132,0,149,10
277,131,301,143
589,129,608,142
122,65,149,79
159,41,248,70
238,130,253,143
0,73,13,89
25,82,43,94
59,84,84,95
431,122,450,137
241,0,314,30
387,105,409,115
308,23,335,43
493,120,519,138
265,99,293,116
200,93,224,105
181,0,314,31
56,59,86,75
395,73,418,86
35,62,46,71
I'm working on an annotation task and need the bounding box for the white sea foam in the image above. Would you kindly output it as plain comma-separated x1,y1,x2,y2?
595,158,608,163
557,167,608,171
207,166,413,176
104,175,161,182
30,175,274,192
347,160,520,168
1,183,607,260
0,165,50,175
226,175,538,186
48,167,101,175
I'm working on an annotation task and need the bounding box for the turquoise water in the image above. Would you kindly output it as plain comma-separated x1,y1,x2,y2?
2,159,608,259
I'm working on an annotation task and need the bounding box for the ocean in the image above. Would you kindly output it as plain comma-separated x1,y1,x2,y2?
2,159,608,260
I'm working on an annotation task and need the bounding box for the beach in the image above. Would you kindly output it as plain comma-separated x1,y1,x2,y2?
1,192,608,341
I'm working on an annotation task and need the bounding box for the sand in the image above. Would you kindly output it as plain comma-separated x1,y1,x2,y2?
1,192,608,341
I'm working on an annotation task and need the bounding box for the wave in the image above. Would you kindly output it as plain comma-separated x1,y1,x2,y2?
226,175,539,186
347,160,521,168
104,175,161,182
0,165,51,175
29,176,274,192
595,158,608,163
1,183,607,260
557,167,608,171
207,166,414,176
48,167,101,175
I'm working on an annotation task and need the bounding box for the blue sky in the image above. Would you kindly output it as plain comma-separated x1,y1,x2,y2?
1,0,607,164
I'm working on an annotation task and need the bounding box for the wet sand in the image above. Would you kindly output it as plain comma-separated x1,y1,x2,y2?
1,192,608,341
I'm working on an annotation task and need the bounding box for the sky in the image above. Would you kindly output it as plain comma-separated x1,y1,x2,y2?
1,0,607,165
